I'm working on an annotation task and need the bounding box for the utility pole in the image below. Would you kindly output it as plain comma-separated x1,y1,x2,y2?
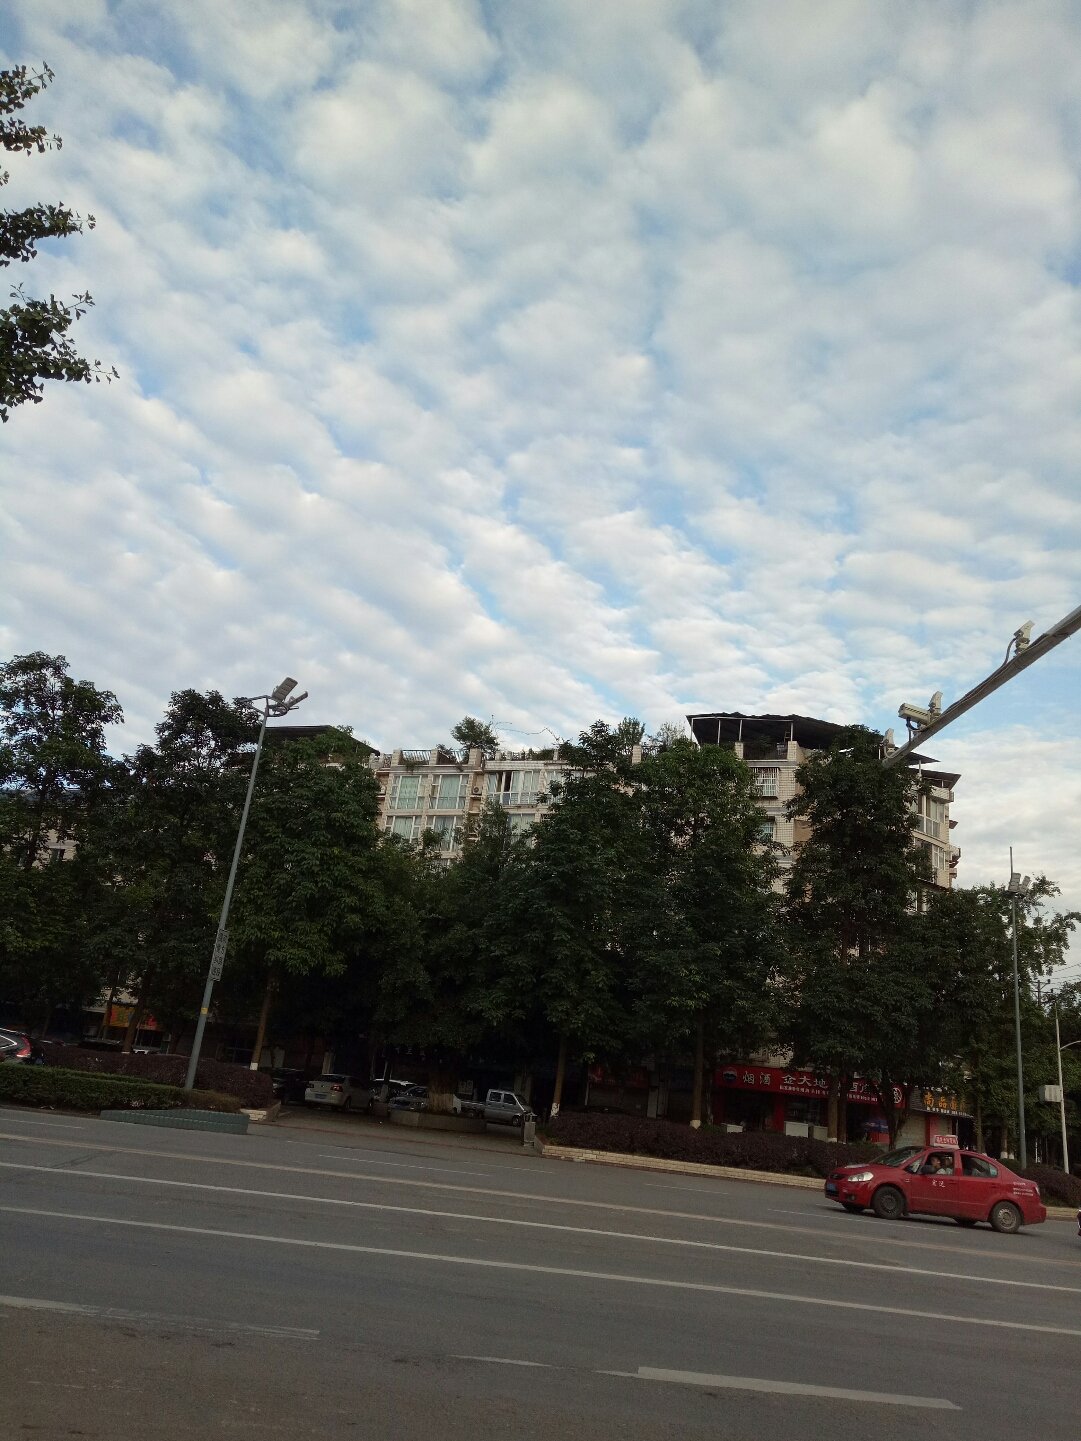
884,602,1081,768
1007,854,1031,1170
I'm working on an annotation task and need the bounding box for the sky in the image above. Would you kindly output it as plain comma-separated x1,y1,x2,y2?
2,0,1080,979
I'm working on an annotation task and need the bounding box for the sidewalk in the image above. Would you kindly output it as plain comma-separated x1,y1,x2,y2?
274,1106,539,1157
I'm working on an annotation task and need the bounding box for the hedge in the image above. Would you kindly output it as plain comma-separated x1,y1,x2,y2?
41,1047,273,1106
0,1064,241,1113
1017,1164,1081,1209
544,1111,882,1176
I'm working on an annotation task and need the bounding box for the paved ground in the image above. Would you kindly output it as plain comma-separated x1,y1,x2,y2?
2,1103,1079,1440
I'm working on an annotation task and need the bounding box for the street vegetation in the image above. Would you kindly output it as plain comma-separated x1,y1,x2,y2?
1,651,1078,1160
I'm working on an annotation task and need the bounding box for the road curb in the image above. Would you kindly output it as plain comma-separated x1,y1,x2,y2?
538,1140,822,1190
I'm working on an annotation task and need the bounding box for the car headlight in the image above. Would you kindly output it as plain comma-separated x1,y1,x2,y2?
844,1172,875,1184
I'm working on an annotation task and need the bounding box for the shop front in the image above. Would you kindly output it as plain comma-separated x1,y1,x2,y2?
714,1064,902,1139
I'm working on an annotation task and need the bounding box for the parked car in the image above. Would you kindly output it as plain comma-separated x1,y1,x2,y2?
0,1028,44,1065
268,1068,311,1104
304,1074,371,1111
389,1085,428,1111
825,1144,1047,1233
483,1089,534,1127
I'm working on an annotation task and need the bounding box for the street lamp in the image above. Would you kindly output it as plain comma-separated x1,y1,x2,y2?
1052,998,1080,1176
183,678,308,1092
1006,855,1031,1169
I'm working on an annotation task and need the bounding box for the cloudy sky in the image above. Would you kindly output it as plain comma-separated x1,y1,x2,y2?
3,0,1080,973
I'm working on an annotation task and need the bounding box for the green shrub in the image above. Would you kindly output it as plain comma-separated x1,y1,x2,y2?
41,1047,273,1105
0,1064,240,1113
1017,1164,1081,1209
545,1110,882,1176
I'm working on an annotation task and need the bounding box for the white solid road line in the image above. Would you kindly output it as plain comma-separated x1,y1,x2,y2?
605,1366,959,1410
0,1114,92,1131
455,1355,552,1367
3,1204,1081,1339
2,1159,1077,1298
315,1153,497,1178
0,1291,319,1339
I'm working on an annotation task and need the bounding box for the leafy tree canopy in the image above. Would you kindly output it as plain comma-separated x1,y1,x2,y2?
450,716,500,756
1,64,115,422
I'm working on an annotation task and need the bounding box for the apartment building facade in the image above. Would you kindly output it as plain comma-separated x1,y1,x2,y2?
685,711,961,891
367,744,575,857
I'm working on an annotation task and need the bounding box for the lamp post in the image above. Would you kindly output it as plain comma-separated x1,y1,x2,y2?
183,678,307,1092
1053,1001,1080,1176
1006,854,1031,1169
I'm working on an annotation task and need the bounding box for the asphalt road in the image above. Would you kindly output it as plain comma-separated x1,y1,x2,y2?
1,1105,1078,1441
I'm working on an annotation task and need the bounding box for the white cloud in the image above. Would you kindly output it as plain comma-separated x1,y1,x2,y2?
1,0,1080,935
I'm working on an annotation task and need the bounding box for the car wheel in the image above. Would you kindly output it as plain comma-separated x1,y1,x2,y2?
955,1217,978,1228
871,1186,906,1221
989,1201,1022,1235
842,1202,864,1214
342,1096,352,1112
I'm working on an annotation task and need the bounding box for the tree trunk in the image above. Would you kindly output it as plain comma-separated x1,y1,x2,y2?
122,1003,145,1054
690,1013,705,1130
827,1076,840,1141
249,971,275,1070
550,1034,568,1119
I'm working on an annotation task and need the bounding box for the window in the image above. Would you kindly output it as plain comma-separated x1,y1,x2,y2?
757,816,776,843
386,815,423,841
426,815,460,851
962,1155,997,1178
486,770,542,806
508,812,536,838
432,774,466,810
753,768,779,798
390,774,422,811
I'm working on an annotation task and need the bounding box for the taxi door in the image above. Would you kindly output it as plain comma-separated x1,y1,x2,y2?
904,1150,960,1216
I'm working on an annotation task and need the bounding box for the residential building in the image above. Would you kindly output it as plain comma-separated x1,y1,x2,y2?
685,711,960,892
368,744,576,858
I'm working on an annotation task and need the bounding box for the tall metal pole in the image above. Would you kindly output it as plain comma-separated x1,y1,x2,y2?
184,702,270,1092
1054,1003,1070,1177
1009,848,1027,1170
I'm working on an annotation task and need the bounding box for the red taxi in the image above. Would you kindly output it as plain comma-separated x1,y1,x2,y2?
825,1144,1046,1233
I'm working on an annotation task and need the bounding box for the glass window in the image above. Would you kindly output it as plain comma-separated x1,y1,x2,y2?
486,771,542,806
961,1155,997,1178
387,815,422,841
391,774,421,810
426,815,460,851
433,774,466,810
508,813,535,837
757,816,776,843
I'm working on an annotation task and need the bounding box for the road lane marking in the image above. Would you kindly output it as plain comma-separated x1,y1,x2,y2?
0,1135,1066,1271
455,1356,551,1367
0,1291,319,1339
604,1366,958,1410
316,1154,497,1178
4,1204,1080,1339
3,1159,1077,1298
0,1115,93,1131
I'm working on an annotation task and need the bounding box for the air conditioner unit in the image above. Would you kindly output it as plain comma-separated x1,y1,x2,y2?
472,786,482,796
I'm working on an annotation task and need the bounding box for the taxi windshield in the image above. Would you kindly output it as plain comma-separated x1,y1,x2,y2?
875,1145,924,1168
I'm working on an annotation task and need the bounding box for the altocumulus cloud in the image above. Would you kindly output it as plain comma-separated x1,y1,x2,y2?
1,0,1079,928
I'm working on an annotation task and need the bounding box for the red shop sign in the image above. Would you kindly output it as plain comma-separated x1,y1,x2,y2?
715,1065,902,1107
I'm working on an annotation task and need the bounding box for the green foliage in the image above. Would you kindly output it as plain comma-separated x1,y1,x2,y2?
0,652,123,1022
450,716,500,756
1,65,116,421
0,1064,239,1112
92,690,260,1038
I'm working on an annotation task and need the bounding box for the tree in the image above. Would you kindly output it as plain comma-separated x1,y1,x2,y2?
629,738,781,1128
227,729,384,1067
487,726,646,1116
1,64,115,422
450,716,500,757
0,652,122,1030
375,804,525,1110
782,726,926,1141
95,690,258,1049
